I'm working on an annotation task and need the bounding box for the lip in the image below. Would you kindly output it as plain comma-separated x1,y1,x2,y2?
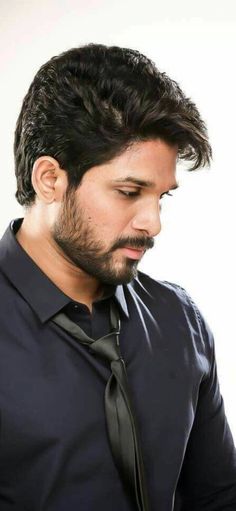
119,247,145,260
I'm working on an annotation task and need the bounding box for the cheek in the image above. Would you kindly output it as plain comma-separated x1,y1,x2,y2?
82,193,128,231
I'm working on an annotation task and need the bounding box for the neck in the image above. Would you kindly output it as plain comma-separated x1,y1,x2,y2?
16,216,103,310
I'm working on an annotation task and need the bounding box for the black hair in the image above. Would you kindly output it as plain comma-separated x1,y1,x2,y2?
14,43,212,207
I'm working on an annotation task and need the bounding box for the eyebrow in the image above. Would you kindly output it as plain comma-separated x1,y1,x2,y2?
111,176,179,190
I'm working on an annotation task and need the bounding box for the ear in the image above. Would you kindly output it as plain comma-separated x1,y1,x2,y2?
31,156,68,203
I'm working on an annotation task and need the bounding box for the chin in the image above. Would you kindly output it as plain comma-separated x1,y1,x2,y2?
101,266,138,286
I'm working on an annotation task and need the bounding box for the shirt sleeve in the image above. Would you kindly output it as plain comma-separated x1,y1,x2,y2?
174,290,236,510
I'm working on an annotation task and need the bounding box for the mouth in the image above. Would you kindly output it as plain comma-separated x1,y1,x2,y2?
118,247,145,260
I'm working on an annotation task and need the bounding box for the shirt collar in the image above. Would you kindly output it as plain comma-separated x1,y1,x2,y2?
0,218,129,323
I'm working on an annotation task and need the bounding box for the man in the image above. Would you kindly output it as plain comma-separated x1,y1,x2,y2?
0,43,235,511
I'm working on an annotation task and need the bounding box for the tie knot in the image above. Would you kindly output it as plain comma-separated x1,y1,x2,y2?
90,332,121,363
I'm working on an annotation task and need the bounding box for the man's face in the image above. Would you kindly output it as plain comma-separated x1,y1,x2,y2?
52,139,178,285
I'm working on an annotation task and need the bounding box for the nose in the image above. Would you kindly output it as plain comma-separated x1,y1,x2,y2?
130,200,162,237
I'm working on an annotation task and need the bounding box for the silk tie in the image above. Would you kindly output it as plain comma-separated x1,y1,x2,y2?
51,299,150,511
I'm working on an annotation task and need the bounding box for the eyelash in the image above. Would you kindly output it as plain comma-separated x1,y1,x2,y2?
117,190,173,199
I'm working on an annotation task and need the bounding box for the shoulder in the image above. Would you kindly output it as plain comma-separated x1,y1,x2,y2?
127,270,214,355
0,268,20,312
0,267,13,292
128,269,192,309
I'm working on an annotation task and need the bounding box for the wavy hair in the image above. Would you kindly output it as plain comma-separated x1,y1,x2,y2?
14,43,212,206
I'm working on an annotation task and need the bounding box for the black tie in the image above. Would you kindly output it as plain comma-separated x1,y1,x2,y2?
51,300,150,511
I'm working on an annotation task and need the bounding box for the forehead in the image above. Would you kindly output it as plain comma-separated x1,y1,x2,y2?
82,139,178,189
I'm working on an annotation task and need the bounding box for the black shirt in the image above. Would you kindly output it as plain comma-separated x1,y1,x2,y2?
0,218,236,511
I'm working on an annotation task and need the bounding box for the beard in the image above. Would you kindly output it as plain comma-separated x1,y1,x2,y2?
51,186,154,286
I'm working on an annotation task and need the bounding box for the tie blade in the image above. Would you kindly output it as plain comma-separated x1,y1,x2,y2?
105,367,150,511
105,374,136,481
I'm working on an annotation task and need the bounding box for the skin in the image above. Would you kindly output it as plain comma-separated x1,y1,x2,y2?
16,139,179,313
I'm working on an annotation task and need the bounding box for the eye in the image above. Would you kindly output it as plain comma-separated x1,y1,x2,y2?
117,189,140,198
116,189,174,200
160,191,173,200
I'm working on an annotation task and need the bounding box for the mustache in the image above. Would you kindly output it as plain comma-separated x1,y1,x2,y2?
112,236,154,251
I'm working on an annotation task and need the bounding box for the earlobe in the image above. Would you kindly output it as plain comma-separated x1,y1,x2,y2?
31,156,65,204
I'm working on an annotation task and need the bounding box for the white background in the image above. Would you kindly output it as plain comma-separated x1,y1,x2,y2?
1,1,236,440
